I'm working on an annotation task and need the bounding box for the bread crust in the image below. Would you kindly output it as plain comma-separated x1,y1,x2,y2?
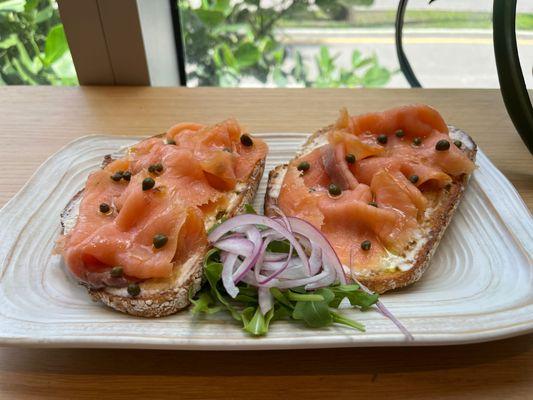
60,137,265,317
264,125,477,294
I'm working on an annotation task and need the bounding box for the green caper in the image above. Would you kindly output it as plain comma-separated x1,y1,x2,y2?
111,171,123,181
368,201,378,207
409,175,419,184
127,283,140,297
361,240,372,251
297,161,310,172
435,139,450,151
377,134,388,144
166,139,176,145
454,140,463,148
345,153,356,164
142,177,155,191
122,171,132,181
148,163,163,174
395,129,405,138
110,266,123,278
413,137,422,146
99,203,110,214
328,183,342,197
153,234,168,249
240,134,253,147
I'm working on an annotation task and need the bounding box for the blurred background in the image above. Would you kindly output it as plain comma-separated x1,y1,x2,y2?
1,0,532,88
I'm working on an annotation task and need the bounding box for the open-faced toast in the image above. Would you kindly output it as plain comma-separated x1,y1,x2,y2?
59,122,266,317
264,106,477,293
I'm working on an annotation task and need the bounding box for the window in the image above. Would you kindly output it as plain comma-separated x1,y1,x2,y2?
176,0,533,89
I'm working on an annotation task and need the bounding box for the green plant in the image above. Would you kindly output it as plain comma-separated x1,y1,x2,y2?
0,0,77,85
179,0,393,88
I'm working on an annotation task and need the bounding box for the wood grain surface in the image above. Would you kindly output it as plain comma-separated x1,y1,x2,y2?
0,86,531,400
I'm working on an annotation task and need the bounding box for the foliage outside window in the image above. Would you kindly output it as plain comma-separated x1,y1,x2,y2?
0,0,77,85
179,0,394,88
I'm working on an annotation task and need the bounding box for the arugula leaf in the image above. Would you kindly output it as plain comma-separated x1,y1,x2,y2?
266,239,291,253
189,290,222,315
293,300,333,328
242,306,273,336
243,203,257,214
189,250,378,335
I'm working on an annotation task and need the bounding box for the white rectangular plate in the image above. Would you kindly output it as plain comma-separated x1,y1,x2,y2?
0,133,531,349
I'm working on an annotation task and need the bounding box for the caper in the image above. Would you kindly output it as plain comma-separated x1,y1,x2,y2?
166,139,176,145
110,266,123,278
240,134,253,147
345,153,356,164
111,171,123,181
148,163,163,174
368,201,378,207
328,183,342,197
99,203,110,214
454,140,463,148
153,234,168,249
409,175,419,184
413,137,422,146
122,171,132,181
395,129,405,138
297,161,310,172
127,283,140,297
142,177,155,191
377,134,388,144
435,139,450,151
361,240,372,251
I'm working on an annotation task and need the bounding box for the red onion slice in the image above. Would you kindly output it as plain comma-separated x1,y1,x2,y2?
215,237,254,257
258,287,274,315
208,214,310,273
232,226,263,282
222,253,239,298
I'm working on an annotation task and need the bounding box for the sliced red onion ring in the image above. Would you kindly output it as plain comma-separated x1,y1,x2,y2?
208,214,310,273
232,226,262,282
214,237,254,257
222,253,239,298
258,287,274,315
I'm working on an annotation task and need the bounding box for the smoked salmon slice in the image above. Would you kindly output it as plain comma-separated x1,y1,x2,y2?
277,105,475,274
61,120,267,286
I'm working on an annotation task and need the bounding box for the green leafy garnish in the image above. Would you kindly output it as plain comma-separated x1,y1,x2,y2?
190,249,379,336
243,203,257,214
266,239,291,253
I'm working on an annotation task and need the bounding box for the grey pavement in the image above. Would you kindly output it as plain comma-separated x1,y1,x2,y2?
278,29,533,88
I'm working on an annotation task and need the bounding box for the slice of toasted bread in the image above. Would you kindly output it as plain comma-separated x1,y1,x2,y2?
60,135,265,317
264,125,477,293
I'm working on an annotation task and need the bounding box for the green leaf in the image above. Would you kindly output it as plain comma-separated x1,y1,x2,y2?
331,311,365,331
44,25,68,67
0,0,24,12
194,9,225,26
266,240,290,253
243,204,257,214
190,290,222,315
270,288,294,309
362,65,391,87
242,307,269,336
0,34,19,50
293,300,333,328
212,0,231,15
287,291,325,302
220,44,237,70
234,42,260,69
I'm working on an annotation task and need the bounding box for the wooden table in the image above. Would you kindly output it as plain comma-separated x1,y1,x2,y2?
0,87,531,399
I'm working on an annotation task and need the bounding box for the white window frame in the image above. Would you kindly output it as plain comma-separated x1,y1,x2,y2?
57,0,182,86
